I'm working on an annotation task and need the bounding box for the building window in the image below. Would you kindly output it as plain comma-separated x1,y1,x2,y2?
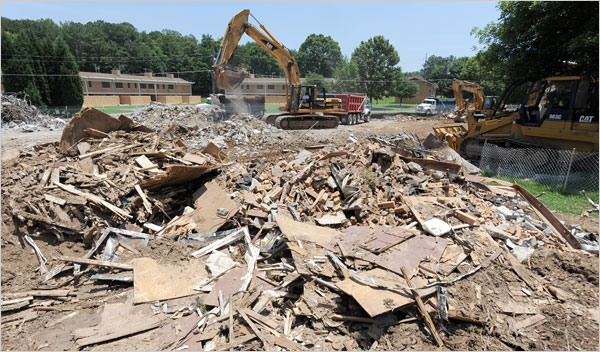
115,82,123,89
268,85,275,90
140,83,147,89
88,81,92,87
102,81,110,88
162,84,165,89
134,83,138,88
127,83,131,88
257,85,264,89
149,84,155,89
168,84,174,90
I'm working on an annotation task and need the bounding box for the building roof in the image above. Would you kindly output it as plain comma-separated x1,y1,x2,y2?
79,72,191,84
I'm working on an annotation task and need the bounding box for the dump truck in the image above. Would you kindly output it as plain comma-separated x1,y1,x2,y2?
330,94,371,125
434,76,599,161
415,97,455,115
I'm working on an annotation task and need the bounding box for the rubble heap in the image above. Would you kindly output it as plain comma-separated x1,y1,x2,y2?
1,93,67,132
1,107,598,351
131,102,283,151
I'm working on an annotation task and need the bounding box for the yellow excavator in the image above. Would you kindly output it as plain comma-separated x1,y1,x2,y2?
435,76,599,160
213,10,342,129
452,79,498,122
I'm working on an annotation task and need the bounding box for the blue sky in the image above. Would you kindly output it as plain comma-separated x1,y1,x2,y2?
1,1,500,72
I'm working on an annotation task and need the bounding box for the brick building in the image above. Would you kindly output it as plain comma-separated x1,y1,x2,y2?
80,70,202,106
395,74,438,104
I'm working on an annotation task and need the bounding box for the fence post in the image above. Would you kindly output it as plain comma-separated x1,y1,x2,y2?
562,148,576,191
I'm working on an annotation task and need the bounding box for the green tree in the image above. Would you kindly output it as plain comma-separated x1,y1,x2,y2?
303,72,332,92
332,57,361,93
388,69,418,103
351,35,400,103
49,36,83,107
235,42,283,77
473,2,599,81
296,34,342,78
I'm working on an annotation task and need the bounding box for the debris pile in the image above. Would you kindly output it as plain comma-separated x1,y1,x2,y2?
1,107,598,351
1,92,67,132
131,102,282,151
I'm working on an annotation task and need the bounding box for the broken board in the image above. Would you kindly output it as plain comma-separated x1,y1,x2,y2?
133,257,206,304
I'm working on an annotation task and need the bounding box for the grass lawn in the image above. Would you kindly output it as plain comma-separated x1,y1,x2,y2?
486,175,599,215
370,97,417,115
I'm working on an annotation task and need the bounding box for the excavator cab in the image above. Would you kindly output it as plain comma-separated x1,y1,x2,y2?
289,85,341,112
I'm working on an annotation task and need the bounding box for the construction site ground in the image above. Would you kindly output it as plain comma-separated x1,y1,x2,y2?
1,106,598,351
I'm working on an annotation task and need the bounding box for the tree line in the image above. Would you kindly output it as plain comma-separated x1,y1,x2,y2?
2,2,597,108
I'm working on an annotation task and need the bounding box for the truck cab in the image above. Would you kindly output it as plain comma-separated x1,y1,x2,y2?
416,97,440,115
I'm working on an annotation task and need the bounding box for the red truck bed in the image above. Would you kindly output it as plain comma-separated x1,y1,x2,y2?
335,94,366,113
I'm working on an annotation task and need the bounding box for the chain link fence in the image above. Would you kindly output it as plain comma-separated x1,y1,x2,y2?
479,143,599,194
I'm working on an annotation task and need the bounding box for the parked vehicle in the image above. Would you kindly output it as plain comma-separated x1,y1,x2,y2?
415,97,455,115
329,94,371,125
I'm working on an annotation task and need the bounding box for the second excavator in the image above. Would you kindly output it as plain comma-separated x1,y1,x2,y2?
213,10,342,129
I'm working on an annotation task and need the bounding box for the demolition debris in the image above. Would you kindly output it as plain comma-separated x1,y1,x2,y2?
1,107,598,351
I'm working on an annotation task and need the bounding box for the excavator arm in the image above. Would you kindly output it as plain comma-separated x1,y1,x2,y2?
213,9,301,97
452,78,485,111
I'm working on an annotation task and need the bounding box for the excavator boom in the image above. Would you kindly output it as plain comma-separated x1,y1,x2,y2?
212,10,342,130
213,10,300,101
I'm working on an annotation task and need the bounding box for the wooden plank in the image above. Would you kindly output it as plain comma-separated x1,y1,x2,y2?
453,210,479,226
1,300,31,312
514,314,546,330
401,266,443,347
57,256,133,270
513,184,580,248
84,128,109,138
239,310,271,349
43,194,67,206
1,296,33,306
311,189,326,209
135,184,152,214
77,320,161,347
28,290,70,298
447,312,487,326
241,308,278,330
503,248,539,289
78,144,137,159
54,182,132,220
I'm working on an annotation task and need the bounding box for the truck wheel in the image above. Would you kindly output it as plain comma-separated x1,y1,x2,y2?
364,113,370,122
353,114,358,124
341,116,348,125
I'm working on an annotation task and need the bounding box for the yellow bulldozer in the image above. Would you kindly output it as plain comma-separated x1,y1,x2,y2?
435,76,599,160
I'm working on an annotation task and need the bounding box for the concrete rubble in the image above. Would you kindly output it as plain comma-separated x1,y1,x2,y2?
1,93,68,132
1,106,598,351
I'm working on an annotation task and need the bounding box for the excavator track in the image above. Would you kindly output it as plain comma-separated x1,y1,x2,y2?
266,114,340,130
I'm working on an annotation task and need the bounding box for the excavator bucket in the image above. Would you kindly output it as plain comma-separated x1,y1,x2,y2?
433,125,467,152
214,67,248,90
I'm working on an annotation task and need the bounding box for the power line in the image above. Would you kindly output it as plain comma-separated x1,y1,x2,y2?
2,69,213,77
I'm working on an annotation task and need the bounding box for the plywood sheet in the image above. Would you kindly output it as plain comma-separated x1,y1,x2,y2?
336,268,436,317
275,215,341,247
362,235,448,277
133,257,206,304
190,180,238,234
